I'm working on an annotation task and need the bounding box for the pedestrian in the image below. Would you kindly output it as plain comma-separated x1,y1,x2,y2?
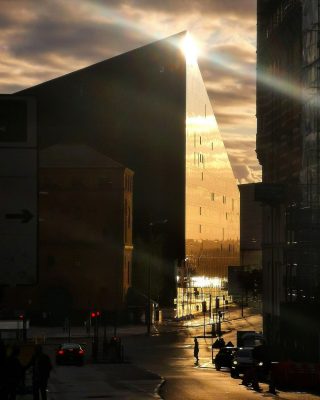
29,345,52,400
6,345,24,400
193,338,199,364
0,340,8,399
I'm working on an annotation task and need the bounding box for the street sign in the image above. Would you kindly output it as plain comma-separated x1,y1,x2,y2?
0,96,37,285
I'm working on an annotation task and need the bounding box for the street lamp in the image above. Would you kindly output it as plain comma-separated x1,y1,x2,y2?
147,219,168,335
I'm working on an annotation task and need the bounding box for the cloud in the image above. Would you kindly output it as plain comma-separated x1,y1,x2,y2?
93,0,257,18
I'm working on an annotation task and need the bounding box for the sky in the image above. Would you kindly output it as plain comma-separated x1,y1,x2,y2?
0,0,260,183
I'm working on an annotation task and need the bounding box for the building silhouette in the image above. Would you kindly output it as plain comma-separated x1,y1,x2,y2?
16,32,239,312
257,0,320,361
3,145,133,322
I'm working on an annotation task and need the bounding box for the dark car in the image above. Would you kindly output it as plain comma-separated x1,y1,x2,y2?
56,343,85,366
214,347,238,370
230,347,265,378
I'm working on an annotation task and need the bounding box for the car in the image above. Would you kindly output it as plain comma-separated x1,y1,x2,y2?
230,347,265,378
56,343,85,366
214,347,238,371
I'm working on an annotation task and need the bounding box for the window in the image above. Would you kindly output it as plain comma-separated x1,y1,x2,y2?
201,172,204,181
223,195,226,204
199,207,202,215
199,136,202,145
199,224,202,233
211,193,215,201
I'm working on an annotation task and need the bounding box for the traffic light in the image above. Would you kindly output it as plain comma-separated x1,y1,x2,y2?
90,311,101,319
202,300,207,313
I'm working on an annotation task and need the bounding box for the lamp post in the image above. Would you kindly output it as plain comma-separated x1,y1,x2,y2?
147,219,168,335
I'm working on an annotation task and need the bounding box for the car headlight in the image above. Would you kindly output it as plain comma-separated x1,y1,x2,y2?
233,360,238,365
258,361,263,366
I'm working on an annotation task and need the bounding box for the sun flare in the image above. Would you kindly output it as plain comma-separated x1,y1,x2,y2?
182,33,198,64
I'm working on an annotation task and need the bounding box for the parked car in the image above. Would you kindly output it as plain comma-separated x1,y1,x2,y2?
56,343,85,366
230,347,265,378
214,347,238,370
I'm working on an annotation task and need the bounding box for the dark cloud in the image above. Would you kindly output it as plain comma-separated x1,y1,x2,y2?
93,0,256,18
2,2,142,65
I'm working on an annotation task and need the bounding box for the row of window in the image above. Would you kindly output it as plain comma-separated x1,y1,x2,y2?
210,193,236,210
194,152,205,166
192,138,216,152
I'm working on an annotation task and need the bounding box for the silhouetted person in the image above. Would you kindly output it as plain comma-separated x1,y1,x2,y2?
193,338,199,364
6,345,24,400
0,340,8,399
30,345,52,400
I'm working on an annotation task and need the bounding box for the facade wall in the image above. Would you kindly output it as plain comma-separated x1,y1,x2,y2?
185,59,240,285
257,0,320,361
39,165,133,313
239,183,262,269
3,155,133,321
257,0,303,350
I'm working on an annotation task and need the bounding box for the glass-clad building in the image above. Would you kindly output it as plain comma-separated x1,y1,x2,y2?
179,41,240,317
17,32,239,313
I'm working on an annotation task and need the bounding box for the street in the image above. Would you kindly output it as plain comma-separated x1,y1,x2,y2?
24,307,320,399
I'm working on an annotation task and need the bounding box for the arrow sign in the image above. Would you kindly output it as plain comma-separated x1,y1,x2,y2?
5,209,34,223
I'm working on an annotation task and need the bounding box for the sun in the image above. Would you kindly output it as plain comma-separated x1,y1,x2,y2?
182,32,198,64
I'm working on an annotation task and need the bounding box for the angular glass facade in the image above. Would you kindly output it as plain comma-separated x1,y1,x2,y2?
176,49,240,318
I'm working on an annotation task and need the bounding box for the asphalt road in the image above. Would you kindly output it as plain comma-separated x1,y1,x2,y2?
25,309,320,400
123,312,320,400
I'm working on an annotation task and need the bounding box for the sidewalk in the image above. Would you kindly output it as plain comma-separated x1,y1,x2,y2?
20,367,164,400
21,324,164,400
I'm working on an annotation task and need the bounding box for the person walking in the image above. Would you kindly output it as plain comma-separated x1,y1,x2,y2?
6,345,24,400
0,340,8,399
30,345,52,400
193,338,199,364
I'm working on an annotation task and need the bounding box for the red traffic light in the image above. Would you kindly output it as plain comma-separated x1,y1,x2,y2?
91,310,101,318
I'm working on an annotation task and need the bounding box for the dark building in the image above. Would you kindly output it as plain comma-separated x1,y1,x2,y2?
239,183,262,270
3,145,133,322
257,0,320,361
16,32,239,310
228,184,263,310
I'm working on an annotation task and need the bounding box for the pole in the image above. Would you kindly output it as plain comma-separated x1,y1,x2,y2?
241,291,244,318
147,260,151,335
203,308,206,337
68,319,71,343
